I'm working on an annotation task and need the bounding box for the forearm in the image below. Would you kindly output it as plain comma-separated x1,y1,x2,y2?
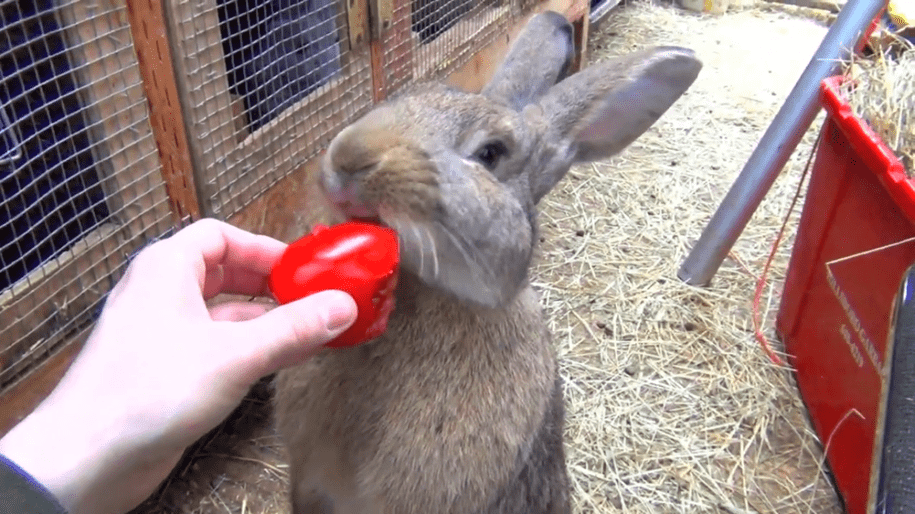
0,388,113,513
0,380,179,514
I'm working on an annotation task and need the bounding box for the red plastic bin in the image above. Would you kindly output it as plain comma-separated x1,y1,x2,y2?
776,76,915,514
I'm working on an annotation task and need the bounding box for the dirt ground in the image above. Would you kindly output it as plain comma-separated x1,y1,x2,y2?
132,1,844,513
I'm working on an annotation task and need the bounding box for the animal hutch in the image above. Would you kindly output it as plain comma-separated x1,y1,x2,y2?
0,0,591,506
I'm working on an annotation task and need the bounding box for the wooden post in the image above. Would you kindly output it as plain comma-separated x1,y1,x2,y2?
370,0,414,102
127,0,202,223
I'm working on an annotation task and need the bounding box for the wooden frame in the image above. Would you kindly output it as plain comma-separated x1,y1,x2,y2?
127,0,202,222
370,0,412,102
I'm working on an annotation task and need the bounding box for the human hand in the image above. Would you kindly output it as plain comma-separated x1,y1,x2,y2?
0,219,357,514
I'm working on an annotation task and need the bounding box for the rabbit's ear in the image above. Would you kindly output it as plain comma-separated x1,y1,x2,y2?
570,47,701,162
482,11,575,110
532,47,701,199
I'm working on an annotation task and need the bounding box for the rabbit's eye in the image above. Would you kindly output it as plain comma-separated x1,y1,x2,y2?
473,141,508,171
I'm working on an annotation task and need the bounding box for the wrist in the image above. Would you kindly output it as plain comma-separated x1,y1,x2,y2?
0,394,112,512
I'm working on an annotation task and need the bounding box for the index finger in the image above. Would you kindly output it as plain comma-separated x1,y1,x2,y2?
168,218,288,281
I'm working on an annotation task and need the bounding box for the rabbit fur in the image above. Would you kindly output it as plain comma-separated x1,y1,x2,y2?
273,10,701,514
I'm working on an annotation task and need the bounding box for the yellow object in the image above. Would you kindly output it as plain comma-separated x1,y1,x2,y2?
888,0,915,27
680,0,729,14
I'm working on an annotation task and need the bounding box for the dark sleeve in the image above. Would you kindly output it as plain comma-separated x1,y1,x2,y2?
0,455,67,514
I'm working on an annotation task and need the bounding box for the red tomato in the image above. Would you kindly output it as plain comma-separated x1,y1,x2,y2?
268,221,400,348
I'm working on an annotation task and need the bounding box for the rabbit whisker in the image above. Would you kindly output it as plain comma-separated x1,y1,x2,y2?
410,222,426,277
437,221,495,285
426,224,440,279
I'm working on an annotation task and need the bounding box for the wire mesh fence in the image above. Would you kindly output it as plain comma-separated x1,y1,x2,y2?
0,0,542,397
410,0,513,82
0,0,173,392
169,0,375,219
170,0,536,220
379,0,531,100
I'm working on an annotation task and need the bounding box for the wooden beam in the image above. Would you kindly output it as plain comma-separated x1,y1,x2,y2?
127,0,202,223
347,0,371,51
370,0,413,102
570,4,590,74
164,0,238,217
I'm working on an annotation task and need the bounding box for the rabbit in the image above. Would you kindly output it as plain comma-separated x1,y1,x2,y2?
273,10,701,514
242,0,342,130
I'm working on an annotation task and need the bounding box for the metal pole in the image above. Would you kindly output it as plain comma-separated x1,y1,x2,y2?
677,0,887,286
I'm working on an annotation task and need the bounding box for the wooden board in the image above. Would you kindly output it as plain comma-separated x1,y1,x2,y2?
0,224,116,383
371,0,414,101
347,0,371,51
0,328,88,437
127,0,201,223
164,0,238,217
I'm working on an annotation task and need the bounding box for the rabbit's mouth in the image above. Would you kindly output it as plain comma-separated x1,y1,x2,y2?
336,201,378,221
321,171,382,222
331,198,388,228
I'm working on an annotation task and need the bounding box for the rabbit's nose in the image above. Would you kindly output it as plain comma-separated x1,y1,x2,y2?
322,168,378,219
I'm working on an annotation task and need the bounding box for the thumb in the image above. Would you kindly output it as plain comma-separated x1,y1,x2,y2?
227,290,357,381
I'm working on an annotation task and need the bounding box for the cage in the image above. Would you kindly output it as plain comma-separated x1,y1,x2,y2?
0,0,591,477
0,0,177,427
0,0,592,509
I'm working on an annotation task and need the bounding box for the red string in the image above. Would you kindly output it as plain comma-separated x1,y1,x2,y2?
751,128,823,366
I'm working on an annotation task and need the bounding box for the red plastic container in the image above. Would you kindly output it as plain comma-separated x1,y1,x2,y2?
776,76,915,514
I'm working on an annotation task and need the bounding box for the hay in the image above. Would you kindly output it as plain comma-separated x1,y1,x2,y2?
534,1,843,512
840,38,915,173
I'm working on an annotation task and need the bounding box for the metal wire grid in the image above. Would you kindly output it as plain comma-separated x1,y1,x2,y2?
383,0,520,95
168,0,374,219
413,0,513,81
0,0,173,392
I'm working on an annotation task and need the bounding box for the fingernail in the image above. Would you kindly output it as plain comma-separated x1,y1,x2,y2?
326,299,356,331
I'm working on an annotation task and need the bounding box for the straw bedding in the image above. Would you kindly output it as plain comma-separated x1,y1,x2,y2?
536,1,843,512
840,36,915,174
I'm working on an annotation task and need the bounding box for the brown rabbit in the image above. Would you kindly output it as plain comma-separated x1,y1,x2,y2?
273,11,701,514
